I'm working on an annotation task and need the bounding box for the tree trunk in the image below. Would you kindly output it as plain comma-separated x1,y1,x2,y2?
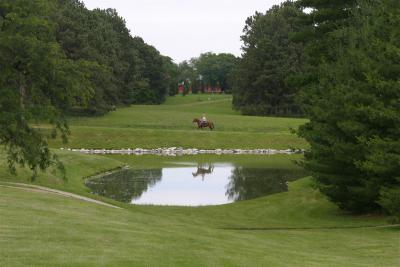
19,75,26,110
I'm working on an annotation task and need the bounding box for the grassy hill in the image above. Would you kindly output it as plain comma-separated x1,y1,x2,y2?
0,151,398,267
1,95,398,266
48,94,308,149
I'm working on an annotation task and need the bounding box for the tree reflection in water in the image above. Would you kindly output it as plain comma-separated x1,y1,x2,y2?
85,165,308,205
85,168,162,203
226,167,308,201
192,163,214,180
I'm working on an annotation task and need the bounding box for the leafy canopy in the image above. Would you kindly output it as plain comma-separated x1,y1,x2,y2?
232,1,306,116
0,0,92,176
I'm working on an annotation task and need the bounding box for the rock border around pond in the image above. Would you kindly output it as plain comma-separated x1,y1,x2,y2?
61,147,304,156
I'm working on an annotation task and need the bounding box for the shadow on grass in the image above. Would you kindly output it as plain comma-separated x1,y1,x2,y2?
220,224,400,231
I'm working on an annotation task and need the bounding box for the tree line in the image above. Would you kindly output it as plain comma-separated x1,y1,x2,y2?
232,1,306,116
175,52,238,95
0,0,179,175
234,0,398,221
54,0,178,114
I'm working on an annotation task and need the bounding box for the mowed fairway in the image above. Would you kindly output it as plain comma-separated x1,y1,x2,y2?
48,94,308,149
1,95,398,267
0,151,399,267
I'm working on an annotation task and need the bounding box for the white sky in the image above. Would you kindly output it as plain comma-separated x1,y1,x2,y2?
82,0,285,63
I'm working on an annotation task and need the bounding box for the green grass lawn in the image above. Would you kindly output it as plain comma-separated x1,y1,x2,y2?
1,95,398,266
0,151,398,267
48,94,308,149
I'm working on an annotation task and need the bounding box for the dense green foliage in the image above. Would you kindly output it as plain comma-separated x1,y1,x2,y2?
163,56,180,96
297,0,400,216
177,52,238,94
230,0,400,217
296,0,357,61
0,0,92,175
176,60,197,95
0,0,177,173
232,1,306,116
193,52,238,93
379,187,400,223
54,0,177,113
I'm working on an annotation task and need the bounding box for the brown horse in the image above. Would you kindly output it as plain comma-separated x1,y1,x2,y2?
192,118,214,130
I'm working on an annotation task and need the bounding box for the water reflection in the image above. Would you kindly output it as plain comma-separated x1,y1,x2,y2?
192,163,214,180
226,167,306,201
85,164,307,206
85,169,162,203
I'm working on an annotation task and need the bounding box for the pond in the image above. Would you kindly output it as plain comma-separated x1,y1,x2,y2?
85,155,307,206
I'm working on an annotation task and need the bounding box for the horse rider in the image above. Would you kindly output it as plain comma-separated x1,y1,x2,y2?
200,114,208,127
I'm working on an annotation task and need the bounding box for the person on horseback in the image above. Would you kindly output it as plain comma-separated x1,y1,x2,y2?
200,114,207,127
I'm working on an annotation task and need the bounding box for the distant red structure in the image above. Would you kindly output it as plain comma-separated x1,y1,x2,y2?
177,83,192,94
177,84,222,94
178,83,223,94
204,86,222,93
178,84,184,94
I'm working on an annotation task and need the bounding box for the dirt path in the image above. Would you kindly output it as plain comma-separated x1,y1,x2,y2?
0,182,122,209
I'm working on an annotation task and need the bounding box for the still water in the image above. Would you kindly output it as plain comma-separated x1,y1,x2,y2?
85,158,307,206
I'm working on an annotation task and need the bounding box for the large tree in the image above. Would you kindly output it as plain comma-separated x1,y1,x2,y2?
298,0,400,213
177,60,198,94
54,0,173,113
0,0,176,175
232,1,306,116
0,0,92,175
162,56,180,96
194,52,238,93
176,52,238,95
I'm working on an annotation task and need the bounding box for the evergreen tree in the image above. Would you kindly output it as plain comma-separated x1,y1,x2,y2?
298,0,400,213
